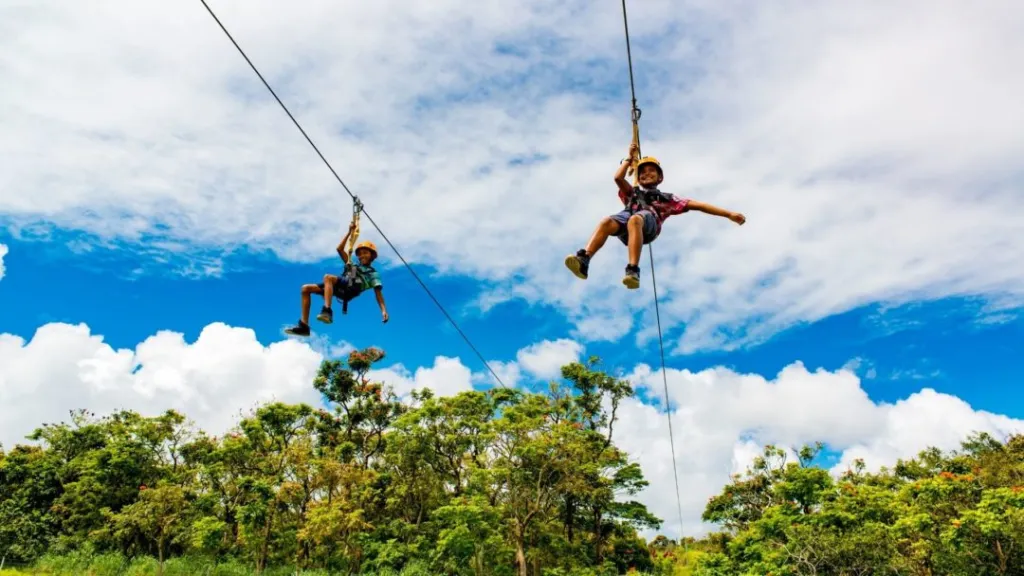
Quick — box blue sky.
[2,0,1023,538]
[3,230,1020,417]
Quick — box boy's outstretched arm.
[687,199,746,225]
[374,287,389,323]
[336,221,357,263]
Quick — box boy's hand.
[348,221,357,233]
[728,212,746,225]
[382,311,389,323]
[628,142,639,159]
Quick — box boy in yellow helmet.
[284,220,389,337]
[565,142,746,289]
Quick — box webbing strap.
[346,198,363,254]
[628,115,641,187]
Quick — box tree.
[98,483,190,575]
[686,434,1024,576]
[0,348,667,575]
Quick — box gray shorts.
[611,209,659,245]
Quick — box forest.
[1,347,1022,575]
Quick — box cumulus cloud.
[514,338,584,380]
[0,243,6,280]
[0,321,474,450]
[2,0,1021,354]
[0,322,325,449]
[622,361,1024,537]
[369,355,475,399]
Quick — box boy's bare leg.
[622,214,644,289]
[626,214,644,267]
[322,274,337,307]
[300,284,322,325]
[567,218,622,280]
[585,217,620,256]
[286,284,323,336]
[317,274,337,324]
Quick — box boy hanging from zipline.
[284,212,389,337]
[565,142,746,289]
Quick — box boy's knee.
[627,214,644,227]
[323,273,337,283]
[301,284,317,294]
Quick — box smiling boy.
[564,142,746,288]
[284,221,389,336]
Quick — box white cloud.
[1,0,1022,353]
[1,324,1021,540]
[0,322,325,449]
[620,361,1024,537]
[0,243,6,280]
[369,355,475,399]
[514,338,584,380]
[831,388,1024,475]
[478,360,523,389]
[304,333,355,360]
[0,321,476,450]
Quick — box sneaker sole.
[622,276,640,289]
[316,313,333,324]
[564,255,587,280]
[284,329,310,337]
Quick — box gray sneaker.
[622,264,640,289]
[565,249,590,280]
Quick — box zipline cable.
[620,0,687,541]
[198,0,507,389]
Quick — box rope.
[620,0,687,541]
[198,0,507,389]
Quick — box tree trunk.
[257,510,274,574]
[565,496,576,543]
[224,506,239,547]
[514,531,528,576]
[512,541,528,573]
[157,536,165,576]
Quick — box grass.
[0,552,696,575]
[4,553,335,576]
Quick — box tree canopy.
[1,347,1021,575]
[0,349,659,576]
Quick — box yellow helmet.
[636,156,663,178]
[354,240,377,259]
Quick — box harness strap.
[338,262,376,315]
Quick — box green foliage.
[676,431,1024,575]
[8,345,1020,575]
[0,351,660,575]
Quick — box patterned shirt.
[618,185,690,231]
[349,263,382,291]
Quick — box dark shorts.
[611,209,659,245]
[317,275,354,302]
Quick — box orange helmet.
[636,156,663,179]
[354,240,377,259]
